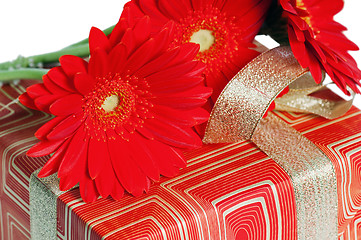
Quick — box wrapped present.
[1,79,361,239]
[1,0,361,239]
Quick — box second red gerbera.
[19,17,212,202]
[123,0,272,103]
[280,0,361,94]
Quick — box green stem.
[0,68,49,82]
[0,44,89,70]
[0,25,114,70]
[32,44,90,63]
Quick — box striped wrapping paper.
[1,80,361,239]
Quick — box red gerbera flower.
[19,17,212,202]
[280,0,361,94]
[122,0,272,103]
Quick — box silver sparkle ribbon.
[30,169,65,240]
[203,46,350,239]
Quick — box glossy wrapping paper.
[1,80,361,239]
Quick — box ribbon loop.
[203,46,354,143]
[203,46,309,143]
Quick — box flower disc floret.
[82,73,152,141]
[172,6,238,76]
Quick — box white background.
[0,0,360,107]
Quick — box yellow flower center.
[82,74,153,141]
[102,95,120,112]
[190,29,215,52]
[172,7,239,75]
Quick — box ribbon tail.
[275,73,355,119]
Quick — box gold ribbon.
[275,73,355,119]
[30,169,66,240]
[203,46,352,239]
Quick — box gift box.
[1,79,361,240]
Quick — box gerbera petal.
[88,48,109,78]
[288,25,308,68]
[190,107,211,125]
[231,47,260,69]
[19,92,37,110]
[134,46,180,77]
[158,0,187,20]
[59,55,88,78]
[279,0,297,14]
[109,16,130,48]
[151,105,208,127]
[138,0,169,23]
[47,113,83,140]
[136,125,155,140]
[146,61,205,85]
[34,94,62,113]
[326,56,356,79]
[124,38,156,75]
[171,43,200,64]
[88,138,109,179]
[79,177,99,203]
[47,67,75,92]
[57,128,88,178]
[74,72,97,96]
[129,133,160,181]
[49,94,83,116]
[35,116,67,140]
[190,0,208,11]
[43,74,69,95]
[161,44,201,71]
[27,83,50,99]
[38,138,71,178]
[144,118,202,149]
[305,48,323,84]
[152,85,212,109]
[308,38,327,63]
[147,21,174,55]
[150,76,205,94]
[205,71,229,101]
[109,43,128,74]
[59,173,82,191]
[111,179,125,201]
[129,16,151,53]
[108,137,148,196]
[94,153,115,198]
[317,31,359,51]
[288,14,309,31]
[27,138,65,157]
[147,140,186,177]
[89,27,111,54]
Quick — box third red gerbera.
[280,0,361,94]
[19,17,211,202]
[122,0,272,103]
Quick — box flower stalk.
[0,25,115,81]
[0,68,49,82]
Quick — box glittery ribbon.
[30,169,66,240]
[203,46,343,239]
[275,73,355,119]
